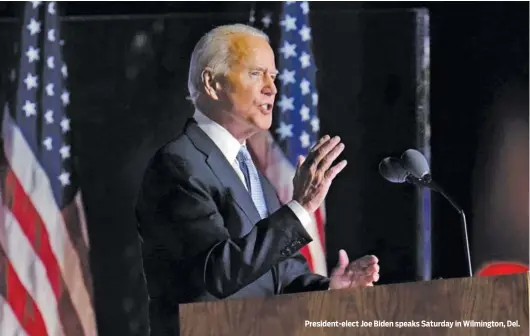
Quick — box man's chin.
[251,117,273,132]
[258,121,273,132]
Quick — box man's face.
[211,34,278,135]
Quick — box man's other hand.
[329,249,379,290]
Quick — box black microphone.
[378,156,429,187]
[378,157,409,183]
[379,150,473,277]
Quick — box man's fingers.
[365,272,379,283]
[354,273,379,288]
[346,257,379,274]
[313,136,341,164]
[319,142,345,172]
[324,160,348,182]
[358,263,378,274]
[298,135,331,169]
[363,254,379,263]
[357,255,379,267]
[340,257,381,288]
[304,136,340,166]
[363,266,379,283]
[310,135,331,153]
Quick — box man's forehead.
[227,33,276,70]
[228,33,269,55]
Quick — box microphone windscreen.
[401,149,430,178]
[379,157,408,183]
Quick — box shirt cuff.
[286,200,313,229]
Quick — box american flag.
[0,2,97,335]
[248,1,327,276]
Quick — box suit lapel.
[185,119,262,224]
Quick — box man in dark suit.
[136,24,379,335]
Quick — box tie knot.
[236,146,252,164]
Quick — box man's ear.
[202,68,221,100]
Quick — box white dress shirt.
[193,109,312,229]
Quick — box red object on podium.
[477,262,529,276]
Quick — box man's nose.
[262,76,277,96]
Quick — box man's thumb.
[337,249,349,269]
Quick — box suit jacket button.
[282,247,292,256]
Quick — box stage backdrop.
[0,8,431,335]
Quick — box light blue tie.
[236,146,268,219]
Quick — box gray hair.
[187,24,269,104]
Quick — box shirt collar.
[193,109,243,164]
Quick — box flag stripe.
[2,109,93,336]
[4,168,62,298]
[0,209,59,335]
[314,208,325,248]
[299,246,314,271]
[0,255,46,336]
[3,167,86,336]
[0,294,29,336]
[306,214,327,276]
[314,207,326,274]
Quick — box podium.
[179,273,529,335]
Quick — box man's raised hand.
[292,135,347,213]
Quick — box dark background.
[0,2,527,335]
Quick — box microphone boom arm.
[409,175,473,277]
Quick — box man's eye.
[250,71,261,76]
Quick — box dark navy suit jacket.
[136,119,329,335]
